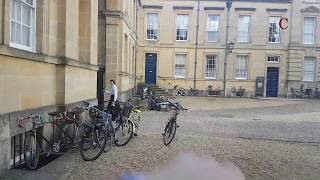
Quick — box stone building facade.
[0,0,99,171]
[137,0,320,97]
[288,0,320,93]
[98,0,140,98]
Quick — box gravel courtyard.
[2,97,320,180]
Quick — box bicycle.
[106,100,135,146]
[22,107,90,169]
[78,102,109,161]
[207,85,222,96]
[231,87,246,97]
[188,87,198,96]
[126,100,141,136]
[19,114,42,170]
[162,101,188,146]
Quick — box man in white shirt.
[108,80,120,120]
[110,80,118,104]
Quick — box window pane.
[268,56,280,63]
[303,17,315,44]
[207,15,219,31]
[11,0,21,21]
[175,54,186,77]
[11,21,21,44]
[10,0,35,49]
[205,55,216,78]
[176,15,188,40]
[147,13,158,40]
[238,16,250,42]
[21,25,30,46]
[208,31,218,42]
[236,56,248,79]
[268,17,281,43]
[25,0,33,6]
[304,58,315,81]
[176,15,188,29]
[22,3,31,26]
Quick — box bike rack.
[12,133,24,168]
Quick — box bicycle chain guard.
[53,142,60,153]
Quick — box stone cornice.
[142,5,163,9]
[0,45,99,71]
[204,7,225,11]
[301,6,320,13]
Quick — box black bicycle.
[22,107,88,170]
[104,100,135,147]
[79,102,108,161]
[162,101,187,146]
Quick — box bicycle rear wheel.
[24,132,40,170]
[114,120,134,146]
[163,120,177,146]
[80,127,107,161]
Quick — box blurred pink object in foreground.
[144,153,246,180]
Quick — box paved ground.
[1,97,320,180]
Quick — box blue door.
[145,53,157,85]
[266,67,279,97]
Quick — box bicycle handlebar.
[164,101,188,111]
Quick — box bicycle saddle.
[48,112,62,117]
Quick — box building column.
[65,0,79,60]
[90,0,98,65]
[79,0,91,64]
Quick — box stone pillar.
[106,17,119,90]
[79,0,91,64]
[0,115,11,172]
[3,0,11,45]
[0,0,4,44]
[56,0,66,57]
[90,0,98,65]
[55,65,66,106]
[65,0,79,60]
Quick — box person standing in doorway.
[108,80,120,120]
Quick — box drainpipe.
[134,0,139,95]
[286,1,293,97]
[193,0,200,91]
[223,0,232,96]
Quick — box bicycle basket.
[122,103,134,118]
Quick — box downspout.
[286,1,293,96]
[193,0,200,91]
[134,0,140,94]
[223,0,232,96]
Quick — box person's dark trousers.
[107,95,120,121]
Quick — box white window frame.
[9,0,36,52]
[235,55,249,80]
[267,56,280,64]
[303,17,316,45]
[204,55,217,79]
[146,13,159,41]
[207,15,220,42]
[175,54,187,78]
[268,16,281,44]
[303,57,316,82]
[237,15,251,43]
[176,14,189,41]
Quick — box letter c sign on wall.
[279,18,288,30]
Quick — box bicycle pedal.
[133,133,137,136]
[177,125,180,128]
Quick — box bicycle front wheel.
[80,127,107,161]
[24,132,40,170]
[114,120,134,146]
[163,120,177,146]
